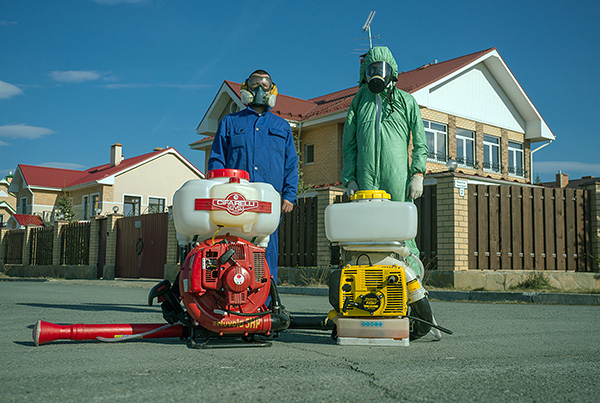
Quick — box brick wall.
[301,124,343,186]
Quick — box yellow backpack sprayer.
[325,190,451,345]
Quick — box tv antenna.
[362,11,376,49]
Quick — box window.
[483,135,501,172]
[304,143,314,165]
[0,214,4,225]
[82,195,89,220]
[19,197,28,214]
[91,194,100,215]
[124,195,141,216]
[148,197,166,214]
[508,141,524,176]
[456,128,475,168]
[423,120,447,163]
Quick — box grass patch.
[509,273,557,291]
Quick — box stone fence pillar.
[0,227,9,266]
[435,174,469,271]
[164,215,180,281]
[583,182,600,272]
[314,186,345,269]
[103,213,122,279]
[52,221,68,266]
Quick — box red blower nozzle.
[33,320,184,346]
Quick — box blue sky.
[1,0,599,183]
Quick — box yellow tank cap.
[350,190,391,200]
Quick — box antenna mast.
[362,11,376,49]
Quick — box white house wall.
[111,153,202,212]
[426,64,526,134]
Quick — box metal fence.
[29,226,54,265]
[278,196,318,267]
[4,229,25,264]
[60,222,91,265]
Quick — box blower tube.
[33,320,184,346]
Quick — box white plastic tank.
[325,190,418,244]
[172,169,281,247]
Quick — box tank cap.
[350,190,391,201]
[206,169,249,181]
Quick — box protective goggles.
[246,75,273,91]
[365,61,393,81]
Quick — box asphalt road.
[1,279,598,402]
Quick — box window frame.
[148,197,166,214]
[483,134,501,173]
[304,143,314,165]
[423,119,447,163]
[455,128,475,168]
[123,195,142,217]
[507,141,525,177]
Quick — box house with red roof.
[0,174,17,227]
[192,47,554,187]
[8,144,204,222]
[5,213,44,230]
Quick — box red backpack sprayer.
[33,170,450,348]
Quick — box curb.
[0,277,49,282]
[278,286,600,306]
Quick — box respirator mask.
[240,75,278,108]
[365,61,394,94]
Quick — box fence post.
[163,214,180,281]
[22,225,37,266]
[436,173,470,271]
[314,186,345,269]
[0,227,8,267]
[52,221,67,266]
[103,213,122,280]
[583,181,600,272]
[89,217,100,276]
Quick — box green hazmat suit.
[341,46,428,276]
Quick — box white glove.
[346,181,359,197]
[407,175,424,199]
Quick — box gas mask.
[365,61,394,93]
[240,75,278,108]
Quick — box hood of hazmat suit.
[341,46,429,275]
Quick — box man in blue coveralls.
[207,69,298,284]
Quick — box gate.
[115,213,168,278]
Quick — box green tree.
[56,194,76,222]
[534,172,542,184]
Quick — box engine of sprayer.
[171,169,288,337]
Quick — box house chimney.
[555,170,568,188]
[110,143,123,167]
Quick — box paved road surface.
[1,280,598,402]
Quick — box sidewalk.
[277,286,600,306]
[1,274,598,305]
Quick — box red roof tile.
[222,48,496,123]
[17,147,201,189]
[12,214,43,226]
[224,81,317,121]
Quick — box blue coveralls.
[208,106,299,283]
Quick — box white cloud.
[50,70,102,83]
[0,20,17,27]
[40,162,86,170]
[0,140,9,146]
[0,124,55,139]
[0,80,23,99]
